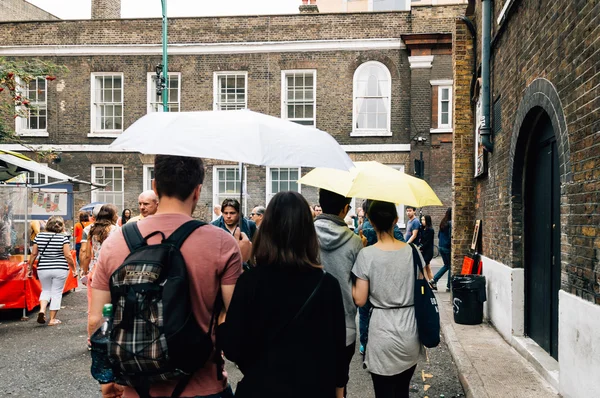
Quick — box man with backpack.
[89,155,243,398]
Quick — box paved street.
[0,263,463,397]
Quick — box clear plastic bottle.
[90,303,114,383]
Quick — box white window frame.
[27,163,49,185]
[143,164,154,191]
[266,167,302,204]
[213,71,248,111]
[146,72,181,113]
[281,70,317,127]
[212,165,248,220]
[15,77,49,137]
[351,61,393,137]
[438,85,453,129]
[90,72,124,137]
[91,164,125,210]
[390,164,406,228]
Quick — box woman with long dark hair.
[352,201,425,398]
[432,207,452,291]
[221,191,347,398]
[417,214,435,287]
[117,208,131,226]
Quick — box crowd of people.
[25,154,452,398]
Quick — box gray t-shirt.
[405,217,421,242]
[352,244,425,375]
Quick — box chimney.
[91,0,121,19]
[299,0,319,14]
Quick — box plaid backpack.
[108,220,218,398]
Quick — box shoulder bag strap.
[122,222,145,252]
[38,233,56,258]
[410,243,426,279]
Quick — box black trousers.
[342,342,356,397]
[370,365,417,398]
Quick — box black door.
[524,114,560,360]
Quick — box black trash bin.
[452,275,486,325]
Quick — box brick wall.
[91,0,121,19]
[463,0,600,303]
[451,18,475,273]
[0,0,59,21]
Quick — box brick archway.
[509,78,570,268]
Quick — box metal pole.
[161,0,168,112]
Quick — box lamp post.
[161,0,168,112]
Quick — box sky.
[27,0,300,19]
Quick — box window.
[281,71,316,127]
[16,77,47,135]
[213,72,247,110]
[147,72,180,113]
[352,61,392,136]
[91,165,124,210]
[213,166,247,219]
[266,167,301,203]
[27,163,48,185]
[143,165,154,191]
[390,165,406,228]
[91,73,123,135]
[438,86,452,128]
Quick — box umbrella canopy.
[298,161,443,207]
[108,110,354,171]
[0,150,79,183]
[79,202,106,212]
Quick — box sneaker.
[430,281,438,291]
[359,345,365,355]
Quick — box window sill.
[350,130,393,137]
[17,131,49,137]
[88,132,122,138]
[430,128,453,134]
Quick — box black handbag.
[410,243,440,348]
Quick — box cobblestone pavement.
[0,281,463,397]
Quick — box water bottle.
[90,303,114,384]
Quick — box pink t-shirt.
[92,213,242,397]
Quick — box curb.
[437,292,489,398]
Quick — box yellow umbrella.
[298,161,443,207]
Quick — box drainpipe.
[480,0,493,152]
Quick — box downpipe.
[480,0,494,152]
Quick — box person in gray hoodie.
[314,188,365,397]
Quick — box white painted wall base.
[558,290,600,397]
[480,255,524,340]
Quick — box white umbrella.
[108,110,354,170]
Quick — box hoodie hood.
[314,214,356,251]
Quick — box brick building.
[452,0,600,396]
[0,0,59,22]
[1,0,463,228]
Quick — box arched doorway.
[522,111,560,359]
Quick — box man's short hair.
[254,206,266,216]
[221,198,240,213]
[318,188,351,215]
[154,155,205,201]
[406,206,417,211]
[139,190,158,203]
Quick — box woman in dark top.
[432,207,452,291]
[417,214,435,286]
[220,191,347,398]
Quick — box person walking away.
[356,199,405,355]
[127,190,159,223]
[404,206,420,244]
[314,189,364,397]
[117,208,131,227]
[220,191,347,398]
[352,201,425,398]
[89,154,242,398]
[432,207,452,291]
[83,204,119,342]
[74,212,91,264]
[417,215,435,287]
[79,204,103,266]
[27,216,76,326]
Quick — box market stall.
[0,151,94,314]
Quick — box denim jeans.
[158,385,234,398]
[433,249,452,289]
[358,301,372,348]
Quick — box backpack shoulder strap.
[122,222,145,252]
[165,220,207,248]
